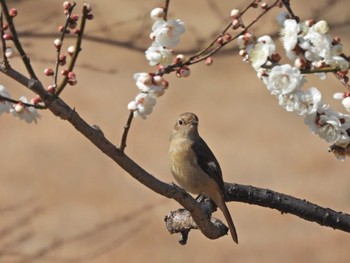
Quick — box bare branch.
[120,111,134,153]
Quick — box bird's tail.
[214,194,238,244]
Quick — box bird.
[168,112,238,243]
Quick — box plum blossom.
[280,19,300,52]
[134,73,168,97]
[145,42,173,67]
[278,87,321,115]
[128,93,156,119]
[151,19,185,48]
[150,7,165,20]
[0,85,13,114]
[247,35,276,70]
[304,106,350,146]
[265,64,305,95]
[10,96,41,124]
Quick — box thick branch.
[226,183,350,232]
[165,183,350,243]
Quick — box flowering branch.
[55,3,92,96]
[0,11,9,67]
[0,1,37,80]
[53,2,77,87]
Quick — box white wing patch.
[208,161,218,172]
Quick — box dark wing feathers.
[192,136,225,191]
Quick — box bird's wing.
[192,137,225,191]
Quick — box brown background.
[1,0,350,262]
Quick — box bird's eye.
[178,119,184,126]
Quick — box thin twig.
[163,0,170,21]
[55,4,89,96]
[280,0,299,21]
[0,0,38,80]
[53,2,77,87]
[0,94,46,109]
[120,111,134,153]
[160,0,280,75]
[0,11,10,67]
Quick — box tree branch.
[165,183,350,244]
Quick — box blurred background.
[1,0,350,262]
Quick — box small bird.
[168,112,238,243]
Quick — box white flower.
[134,73,167,97]
[342,97,350,112]
[128,93,156,119]
[266,64,305,95]
[304,106,349,144]
[248,35,275,70]
[313,20,329,35]
[5,47,13,58]
[151,19,185,48]
[145,42,173,67]
[10,96,41,124]
[295,87,322,115]
[0,85,13,114]
[324,56,349,71]
[303,26,332,59]
[278,87,321,115]
[281,19,300,52]
[150,7,165,20]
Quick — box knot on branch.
[164,198,229,245]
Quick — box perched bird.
[168,112,238,243]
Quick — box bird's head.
[172,112,199,138]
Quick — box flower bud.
[9,8,18,17]
[44,68,54,76]
[14,102,24,113]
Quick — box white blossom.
[278,87,321,115]
[0,85,13,114]
[324,56,349,71]
[150,7,165,20]
[266,64,305,95]
[281,19,300,52]
[151,19,185,48]
[134,73,167,97]
[303,25,332,59]
[248,35,275,70]
[10,96,40,124]
[145,42,173,67]
[304,106,350,144]
[128,93,156,119]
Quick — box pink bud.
[47,85,56,94]
[68,71,76,79]
[54,38,62,48]
[205,57,213,66]
[3,34,12,40]
[67,45,75,56]
[44,68,54,76]
[31,95,42,105]
[68,79,77,86]
[61,69,68,76]
[9,8,18,17]
[84,3,92,13]
[63,1,72,10]
[14,102,24,113]
[70,14,79,22]
[59,54,66,66]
